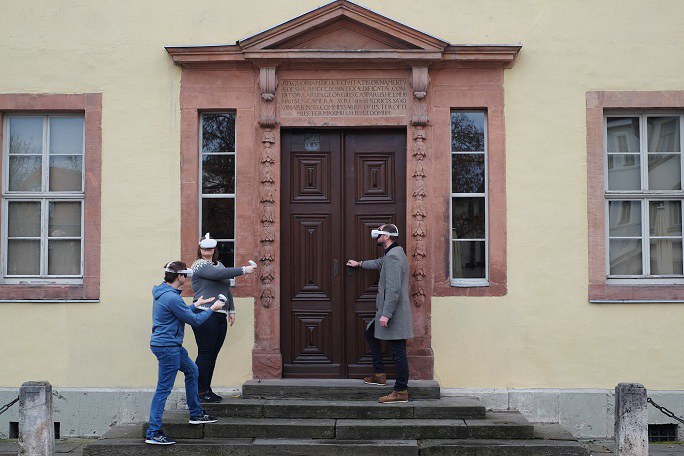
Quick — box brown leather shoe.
[378,390,409,403]
[363,372,387,385]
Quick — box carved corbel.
[410,66,430,126]
[258,67,278,128]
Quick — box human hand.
[379,316,389,327]
[244,266,256,274]
[228,314,236,326]
[209,300,225,312]
[194,295,215,308]
[346,260,360,267]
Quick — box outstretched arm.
[193,261,244,280]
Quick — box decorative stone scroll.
[410,66,429,307]
[259,129,276,308]
[259,67,277,128]
[258,66,278,308]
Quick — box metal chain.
[648,397,684,425]
[0,397,18,416]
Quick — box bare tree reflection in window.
[202,114,236,152]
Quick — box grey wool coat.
[361,244,414,341]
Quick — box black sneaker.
[189,414,218,425]
[208,391,223,402]
[198,391,221,403]
[145,435,176,445]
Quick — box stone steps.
[143,411,533,440]
[241,379,441,400]
[82,380,588,456]
[83,437,588,456]
[202,396,486,419]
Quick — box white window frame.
[198,112,237,269]
[1,114,85,284]
[604,112,684,284]
[450,110,489,287]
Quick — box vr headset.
[164,263,193,277]
[371,227,399,239]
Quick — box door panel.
[281,132,343,377]
[281,129,406,378]
[344,131,406,378]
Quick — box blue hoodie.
[150,282,212,347]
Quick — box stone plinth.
[19,381,54,456]
[615,383,648,456]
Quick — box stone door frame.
[167,0,520,380]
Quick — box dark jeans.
[365,320,409,391]
[192,312,227,393]
[146,345,204,439]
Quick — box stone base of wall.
[0,387,240,439]
[1,386,683,439]
[443,388,684,440]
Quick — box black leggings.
[191,312,227,393]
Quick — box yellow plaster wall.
[0,0,683,389]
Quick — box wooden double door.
[281,129,407,378]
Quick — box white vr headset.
[371,228,399,239]
[199,233,218,249]
[164,263,193,277]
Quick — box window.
[2,115,84,282]
[605,114,684,282]
[199,113,236,267]
[450,110,488,285]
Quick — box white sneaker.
[145,435,176,445]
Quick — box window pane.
[202,113,235,152]
[49,202,81,237]
[202,154,235,194]
[8,156,42,191]
[49,156,83,191]
[452,154,485,193]
[8,202,41,237]
[7,240,40,275]
[609,201,642,237]
[451,112,485,152]
[650,239,683,275]
[647,117,680,152]
[452,197,485,239]
[648,154,681,190]
[453,240,486,279]
[607,155,641,191]
[609,239,642,275]
[201,198,234,239]
[9,117,42,155]
[217,241,235,268]
[48,240,81,275]
[606,117,640,153]
[649,200,681,236]
[49,117,84,155]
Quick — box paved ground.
[582,440,684,455]
[1,438,684,455]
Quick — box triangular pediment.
[239,0,447,52]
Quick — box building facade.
[1,0,684,439]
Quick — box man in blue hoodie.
[145,261,224,445]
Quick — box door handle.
[333,259,339,276]
[346,266,354,277]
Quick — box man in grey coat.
[347,223,413,403]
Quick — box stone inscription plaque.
[280,79,408,117]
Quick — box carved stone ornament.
[409,67,430,307]
[259,127,277,307]
[258,67,278,128]
[410,125,428,308]
[410,66,430,126]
